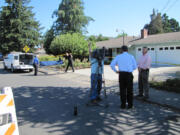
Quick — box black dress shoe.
[136,94,143,97]
[127,106,133,109]
[96,97,102,102]
[142,96,149,100]
[120,105,126,109]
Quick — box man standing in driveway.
[137,47,152,99]
[33,55,39,76]
[110,45,137,109]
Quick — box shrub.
[150,78,180,93]
[50,33,96,60]
[39,55,59,61]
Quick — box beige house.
[96,29,180,64]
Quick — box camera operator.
[89,48,105,104]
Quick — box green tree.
[116,32,128,38]
[144,9,163,35]
[169,18,180,32]
[88,34,109,42]
[162,13,180,33]
[44,26,55,54]
[53,0,93,34]
[162,13,171,33]
[145,10,180,35]
[50,33,96,60]
[0,0,41,55]
[96,34,109,41]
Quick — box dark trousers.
[138,69,149,97]
[65,61,74,72]
[119,72,133,107]
[34,64,38,76]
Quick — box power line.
[161,0,171,13]
[164,0,179,13]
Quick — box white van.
[3,52,34,72]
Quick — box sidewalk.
[39,66,180,112]
[133,84,180,112]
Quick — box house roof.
[96,32,180,48]
[96,36,138,48]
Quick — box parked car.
[3,52,34,72]
[0,53,3,61]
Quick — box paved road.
[0,62,180,135]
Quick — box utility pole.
[123,31,125,45]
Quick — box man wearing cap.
[137,47,152,99]
[110,45,137,109]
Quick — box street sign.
[23,45,30,53]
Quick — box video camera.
[92,47,107,67]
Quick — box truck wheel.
[11,65,14,73]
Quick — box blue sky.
[1,0,180,37]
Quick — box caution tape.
[0,87,19,135]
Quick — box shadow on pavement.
[13,86,180,135]
[0,68,31,74]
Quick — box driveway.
[75,64,180,82]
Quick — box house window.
[138,48,141,51]
[151,48,154,51]
[159,48,163,50]
[176,46,180,50]
[170,47,174,50]
[165,47,168,50]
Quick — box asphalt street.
[0,62,180,135]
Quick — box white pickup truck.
[3,52,34,72]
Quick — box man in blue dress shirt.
[33,55,39,76]
[110,45,137,109]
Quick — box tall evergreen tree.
[44,26,56,54]
[53,0,93,34]
[169,18,180,32]
[144,9,163,35]
[0,0,41,55]
[162,13,171,33]
[144,10,180,35]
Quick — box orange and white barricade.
[0,87,19,135]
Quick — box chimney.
[141,29,148,39]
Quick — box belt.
[141,68,149,72]
[119,71,132,74]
